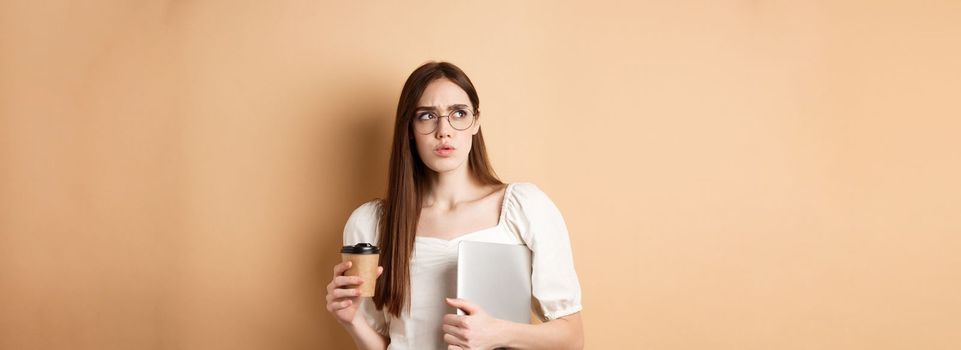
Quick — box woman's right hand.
[326,260,384,325]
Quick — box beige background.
[2,1,960,349]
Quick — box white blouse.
[342,182,582,350]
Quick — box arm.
[501,312,583,350]
[326,261,389,350]
[443,298,583,350]
[507,183,584,349]
[341,315,389,350]
[336,202,392,349]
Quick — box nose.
[434,116,454,138]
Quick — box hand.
[442,298,506,350]
[325,260,383,325]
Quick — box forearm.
[341,316,388,350]
[501,313,584,350]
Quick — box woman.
[325,62,584,350]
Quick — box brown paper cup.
[341,253,380,297]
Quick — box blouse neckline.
[414,182,515,244]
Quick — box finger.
[443,314,470,328]
[333,275,364,288]
[330,287,362,299]
[327,278,360,298]
[325,277,351,293]
[333,261,352,276]
[442,314,457,325]
[442,324,467,340]
[327,294,358,307]
[447,346,463,350]
[326,299,352,312]
[444,333,466,347]
[445,298,479,315]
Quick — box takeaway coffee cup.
[340,243,381,297]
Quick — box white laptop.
[456,241,533,324]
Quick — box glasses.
[411,108,476,134]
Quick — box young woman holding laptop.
[325,62,583,350]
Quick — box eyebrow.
[415,104,470,112]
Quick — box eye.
[452,109,468,118]
[417,112,435,121]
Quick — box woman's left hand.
[442,298,507,350]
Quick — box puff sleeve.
[504,183,584,321]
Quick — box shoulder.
[348,200,382,222]
[343,200,383,245]
[506,182,564,219]
[508,182,556,207]
[504,182,571,243]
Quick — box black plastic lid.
[341,243,380,254]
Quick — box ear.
[471,110,481,135]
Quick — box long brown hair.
[374,62,502,317]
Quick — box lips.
[434,143,455,157]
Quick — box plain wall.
[1,1,959,349]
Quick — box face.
[411,78,480,175]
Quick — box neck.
[425,165,484,210]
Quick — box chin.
[425,157,467,174]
